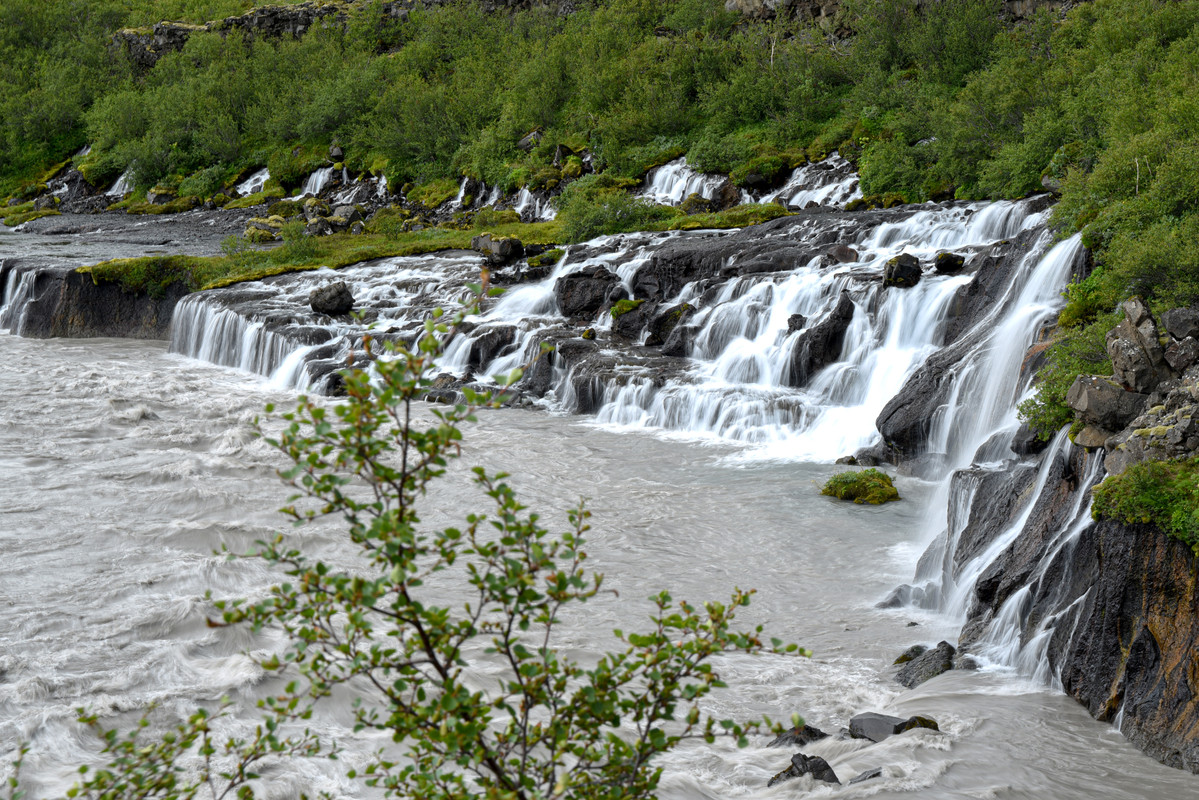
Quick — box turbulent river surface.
[1,220,1195,799]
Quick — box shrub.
[1017,311,1117,440]
[1092,457,1199,554]
[820,468,901,504]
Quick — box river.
[1,218,1195,798]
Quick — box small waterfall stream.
[234,168,270,197]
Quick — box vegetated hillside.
[5,0,1199,442]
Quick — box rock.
[934,252,966,274]
[788,291,855,386]
[553,267,620,318]
[848,767,884,785]
[679,192,713,215]
[849,712,939,743]
[472,233,525,266]
[893,644,927,665]
[309,281,354,316]
[835,455,858,465]
[713,179,742,211]
[1165,337,1199,373]
[146,188,175,205]
[349,221,365,235]
[661,322,695,357]
[1074,424,1114,449]
[1065,375,1148,430]
[766,724,828,748]
[787,313,807,333]
[465,325,516,370]
[611,299,656,340]
[329,144,344,161]
[646,302,694,347]
[305,217,333,237]
[303,198,331,220]
[1162,307,1199,341]
[883,253,922,288]
[516,128,543,152]
[1107,297,1172,393]
[1011,421,1050,456]
[825,244,859,264]
[895,640,955,688]
[331,205,362,225]
[766,752,840,788]
[33,195,57,211]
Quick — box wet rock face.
[553,267,620,318]
[1050,521,1199,773]
[848,712,939,743]
[883,253,922,288]
[766,752,839,787]
[788,291,854,386]
[895,640,956,688]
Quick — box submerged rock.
[895,640,956,688]
[848,712,939,743]
[766,724,828,748]
[848,767,885,785]
[766,752,840,788]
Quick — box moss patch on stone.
[1092,457,1199,554]
[528,248,565,268]
[124,196,202,215]
[821,468,901,504]
[662,203,790,231]
[3,207,60,227]
[409,177,460,209]
[610,298,645,318]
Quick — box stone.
[33,195,57,211]
[1165,337,1199,373]
[1074,424,1114,449]
[713,179,742,211]
[349,221,365,235]
[766,724,828,748]
[1065,375,1147,430]
[788,291,855,386]
[1107,297,1172,393]
[787,313,807,333]
[848,712,939,742]
[553,267,620,318]
[303,198,331,220]
[835,455,858,465]
[679,192,713,215]
[516,128,543,152]
[471,233,525,266]
[645,302,694,347]
[146,188,175,205]
[612,299,656,340]
[848,767,884,785]
[826,244,859,264]
[1011,421,1050,456]
[329,144,344,161]
[305,217,333,237]
[661,322,695,357]
[331,205,362,225]
[309,281,354,316]
[893,644,927,665]
[883,253,922,288]
[465,325,516,370]
[1162,307,1199,341]
[895,640,955,688]
[934,252,966,274]
[766,752,840,788]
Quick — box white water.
[300,166,335,197]
[0,268,38,334]
[760,153,862,209]
[105,170,133,198]
[233,167,269,197]
[511,187,557,221]
[639,158,735,205]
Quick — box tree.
[46,295,805,800]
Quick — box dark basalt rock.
[611,300,657,340]
[1011,421,1051,456]
[553,267,620,318]
[786,313,807,333]
[1065,375,1147,431]
[883,253,922,288]
[645,302,694,347]
[766,724,828,748]
[825,243,859,264]
[895,640,956,688]
[465,325,517,370]
[660,322,696,357]
[309,281,354,316]
[934,251,967,274]
[1162,307,1199,341]
[848,712,939,743]
[788,291,855,386]
[893,644,928,665]
[471,233,525,266]
[767,752,840,787]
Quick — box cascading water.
[511,187,557,221]
[759,152,862,209]
[639,158,735,205]
[234,168,270,197]
[106,170,133,198]
[300,166,335,197]
[0,267,38,334]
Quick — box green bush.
[1017,310,1118,440]
[820,468,901,504]
[1093,457,1199,554]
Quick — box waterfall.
[638,159,729,205]
[760,152,862,209]
[511,188,557,221]
[0,268,38,334]
[300,167,335,198]
[106,170,133,198]
[452,177,471,209]
[235,168,270,197]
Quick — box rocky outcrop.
[553,267,620,319]
[309,281,355,316]
[848,712,939,742]
[767,752,839,787]
[787,291,854,386]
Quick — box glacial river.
[0,222,1195,798]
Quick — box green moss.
[124,196,202,215]
[409,177,460,209]
[225,186,287,208]
[610,299,645,318]
[820,469,901,504]
[3,208,60,227]
[1092,457,1199,554]
[267,199,304,219]
[663,203,790,231]
[528,248,565,268]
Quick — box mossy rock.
[3,208,61,227]
[409,178,460,209]
[562,157,584,180]
[821,468,900,504]
[610,298,645,318]
[528,248,565,268]
[244,226,279,243]
[268,199,303,218]
[125,196,202,215]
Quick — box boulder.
[713,179,742,211]
[331,205,363,225]
[303,198,331,220]
[646,302,694,347]
[883,253,922,288]
[661,322,696,357]
[786,313,807,333]
[612,299,656,340]
[849,767,884,785]
[553,267,620,318]
[825,244,859,265]
[788,292,855,386]
[33,195,58,211]
[466,325,516,370]
[934,252,966,274]
[1065,375,1147,430]
[305,217,334,237]
[848,712,939,743]
[766,752,840,788]
[309,281,354,316]
[1107,297,1172,393]
[895,640,956,688]
[1163,307,1199,341]
[765,724,828,748]
[893,644,928,665]
[472,233,525,266]
[679,192,713,215]
[146,188,175,205]
[329,144,344,161]
[1011,421,1051,456]
[516,129,543,152]
[1074,425,1113,449]
[1165,337,1199,373]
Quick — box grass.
[1092,457,1199,554]
[3,207,61,226]
[225,187,287,209]
[821,468,901,504]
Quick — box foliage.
[1017,311,1117,440]
[610,298,645,318]
[46,298,807,800]
[2,208,60,227]
[558,175,677,243]
[820,468,901,504]
[1092,457,1199,554]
